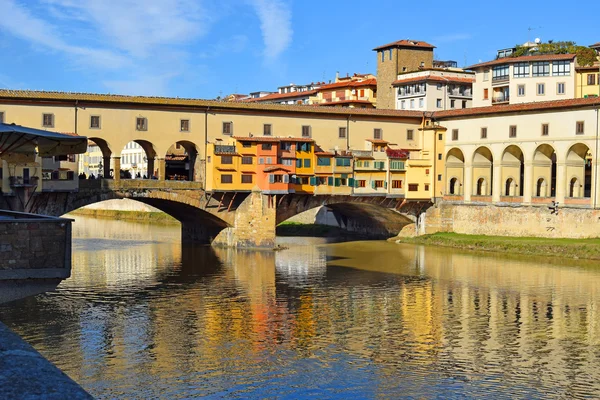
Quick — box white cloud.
[44,0,210,58]
[0,0,128,68]
[249,0,293,62]
[0,0,218,94]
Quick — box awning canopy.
[0,123,88,157]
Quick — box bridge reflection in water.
[0,216,599,398]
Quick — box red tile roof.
[373,39,435,51]
[315,151,335,156]
[318,100,374,107]
[318,78,377,90]
[392,75,475,86]
[590,42,600,48]
[244,89,318,102]
[435,97,600,119]
[466,54,575,70]
[0,89,423,119]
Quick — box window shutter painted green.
[328,176,333,186]
[269,174,274,183]
[309,176,316,186]
[384,181,388,189]
[335,178,341,187]
[348,178,355,187]
[371,180,375,189]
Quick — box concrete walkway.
[0,321,91,399]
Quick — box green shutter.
[348,178,355,187]
[335,178,341,187]
[309,176,316,186]
[371,180,376,189]
[328,176,333,186]
[384,181,388,189]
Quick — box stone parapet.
[0,211,72,303]
[423,202,600,239]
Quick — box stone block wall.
[423,203,600,239]
[0,215,71,276]
[212,190,276,248]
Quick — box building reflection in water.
[0,217,599,398]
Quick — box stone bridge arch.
[275,194,423,239]
[28,181,235,244]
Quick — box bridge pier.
[212,189,276,249]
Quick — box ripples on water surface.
[1,216,600,399]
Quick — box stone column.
[147,157,155,179]
[111,157,121,181]
[556,162,566,204]
[492,164,501,202]
[157,158,166,180]
[102,156,111,179]
[523,161,533,205]
[463,162,472,203]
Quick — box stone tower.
[374,39,435,109]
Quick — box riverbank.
[69,209,179,224]
[396,232,600,260]
[276,222,366,238]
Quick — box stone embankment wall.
[419,203,600,238]
[0,215,71,274]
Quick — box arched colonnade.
[84,137,203,182]
[445,142,594,206]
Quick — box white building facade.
[393,69,474,111]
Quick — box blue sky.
[0,0,597,99]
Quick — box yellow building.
[0,89,439,202]
[576,42,600,98]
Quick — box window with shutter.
[268,174,275,183]
[309,176,316,186]
[334,178,341,187]
[348,178,355,187]
[328,176,333,186]
[283,174,289,183]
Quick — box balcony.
[450,88,472,97]
[352,150,373,158]
[492,95,510,104]
[214,145,236,154]
[492,75,509,85]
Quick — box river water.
[1,216,600,399]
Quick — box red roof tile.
[318,100,374,107]
[244,89,318,102]
[435,97,600,119]
[466,54,575,70]
[392,75,474,86]
[318,78,377,90]
[315,151,335,156]
[373,39,435,51]
[0,89,423,119]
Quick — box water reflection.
[0,216,599,398]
